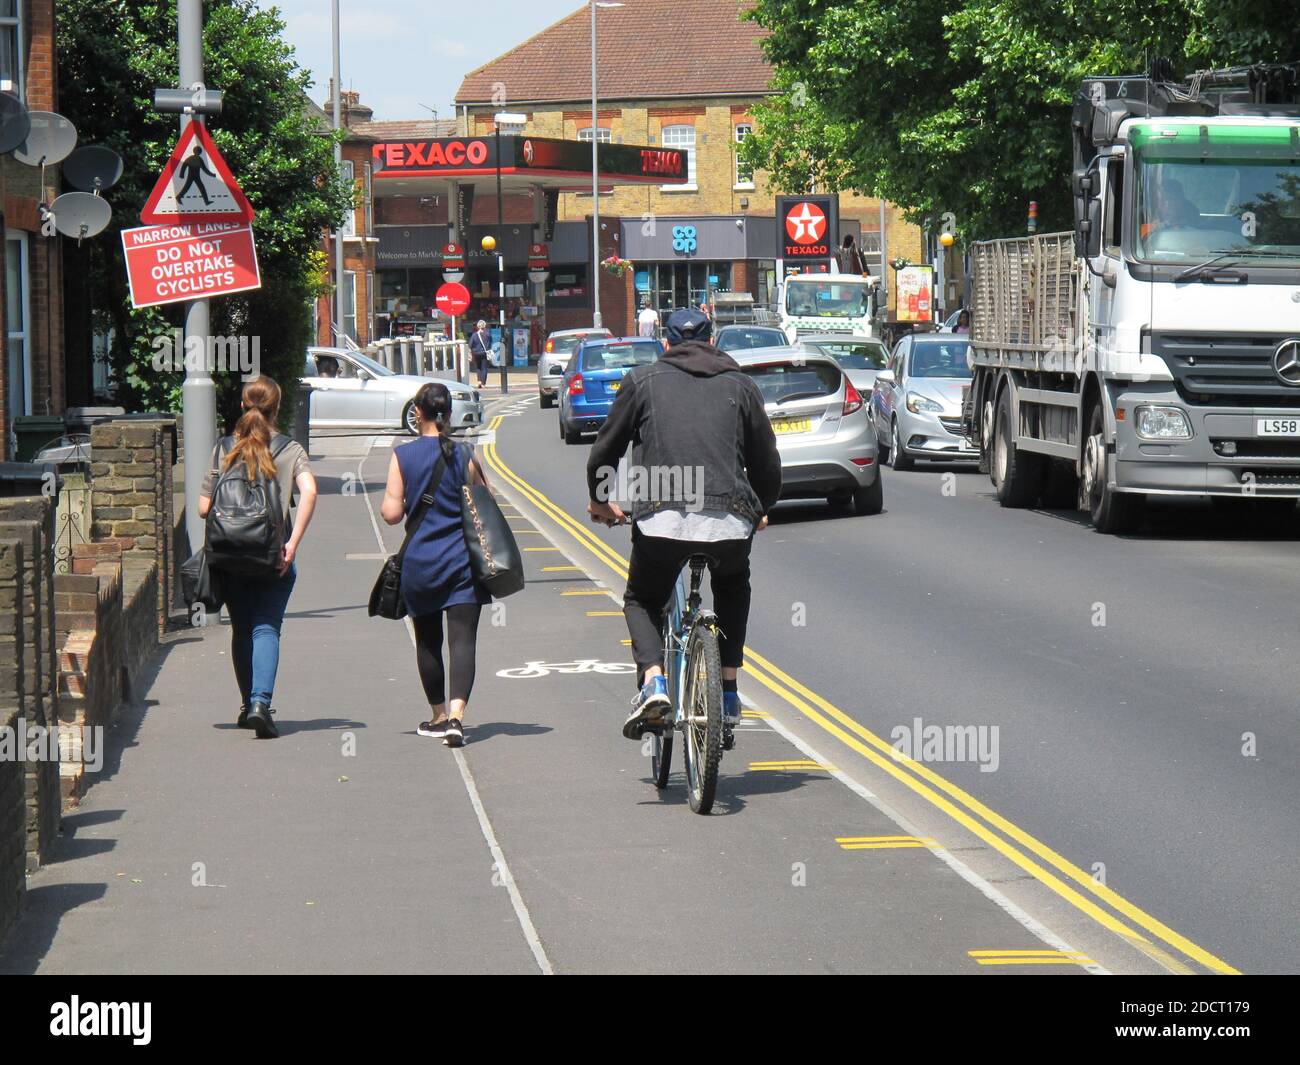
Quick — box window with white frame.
[734,124,754,188]
[342,271,357,342]
[6,233,30,424]
[340,160,356,237]
[0,0,22,100]
[578,127,612,143]
[363,163,373,235]
[661,125,696,189]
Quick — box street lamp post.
[590,1,624,331]
[495,123,507,394]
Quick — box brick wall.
[0,496,60,871]
[0,539,24,935]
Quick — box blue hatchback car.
[558,336,663,444]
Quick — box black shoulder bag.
[367,449,447,620]
[458,449,525,599]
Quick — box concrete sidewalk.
[0,418,1088,975]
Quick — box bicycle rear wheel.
[682,621,723,814]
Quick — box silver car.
[731,346,882,516]
[304,347,483,435]
[537,327,612,408]
[798,333,890,396]
[871,335,975,469]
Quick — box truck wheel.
[1082,404,1143,533]
[890,420,914,471]
[991,387,1043,507]
[978,398,994,477]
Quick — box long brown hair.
[223,377,281,480]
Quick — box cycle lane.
[416,410,1101,974]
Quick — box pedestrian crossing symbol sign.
[141,121,255,225]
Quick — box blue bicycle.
[647,555,726,814]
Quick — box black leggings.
[412,604,482,707]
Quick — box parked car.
[799,333,890,395]
[871,335,975,469]
[558,337,663,444]
[714,325,789,353]
[938,307,968,333]
[537,327,612,408]
[303,347,482,435]
[731,346,882,516]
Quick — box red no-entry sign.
[436,282,471,317]
[121,221,261,308]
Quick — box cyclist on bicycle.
[586,307,782,742]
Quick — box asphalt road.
[495,393,1300,975]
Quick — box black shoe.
[246,700,278,739]
[417,718,448,738]
[237,703,251,729]
[723,727,736,752]
[443,719,464,748]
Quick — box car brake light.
[843,380,864,416]
[546,339,554,353]
[568,375,585,395]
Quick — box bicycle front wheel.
[682,621,723,814]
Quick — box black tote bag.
[460,481,525,599]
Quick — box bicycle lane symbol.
[496,659,636,679]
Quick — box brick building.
[0,1,66,458]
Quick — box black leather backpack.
[205,434,292,576]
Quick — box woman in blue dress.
[381,382,490,748]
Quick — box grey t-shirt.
[201,436,311,525]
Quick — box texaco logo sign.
[785,201,827,245]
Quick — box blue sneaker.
[623,676,672,739]
[723,690,742,727]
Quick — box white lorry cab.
[777,272,881,343]
[964,62,1300,533]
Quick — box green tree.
[742,1,1300,241]
[57,0,350,429]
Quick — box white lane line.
[355,433,554,976]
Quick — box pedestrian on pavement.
[199,377,318,739]
[380,381,489,748]
[637,299,660,338]
[469,320,492,387]
[586,308,782,745]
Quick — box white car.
[304,347,482,434]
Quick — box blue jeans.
[224,564,296,707]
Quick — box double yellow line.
[479,416,1238,976]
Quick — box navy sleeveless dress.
[395,437,489,617]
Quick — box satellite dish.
[13,111,77,166]
[0,91,31,155]
[48,192,112,239]
[64,145,124,192]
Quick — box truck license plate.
[1258,418,1300,436]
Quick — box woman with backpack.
[198,377,317,739]
[379,382,488,748]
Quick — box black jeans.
[623,527,753,685]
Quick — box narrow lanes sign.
[122,221,261,308]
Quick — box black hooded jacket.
[586,340,782,526]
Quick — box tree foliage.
[742,1,1300,241]
[57,0,350,428]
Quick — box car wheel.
[563,422,582,445]
[402,401,419,436]
[890,420,914,471]
[539,392,553,409]
[853,470,884,515]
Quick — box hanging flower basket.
[601,255,633,277]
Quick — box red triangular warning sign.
[141,122,255,225]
